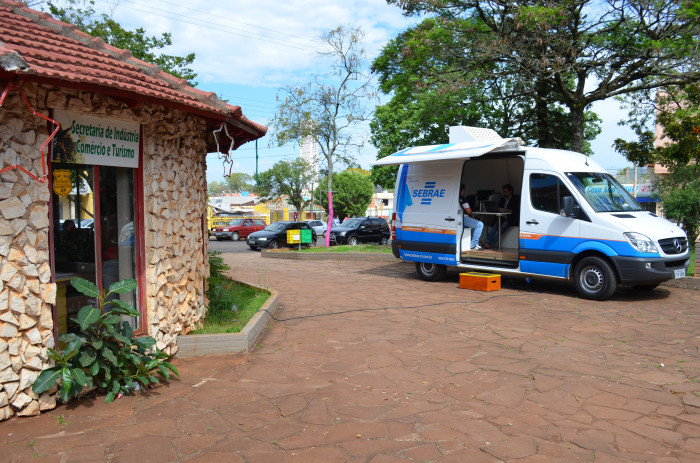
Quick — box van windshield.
[566,172,642,213]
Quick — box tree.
[314,170,375,219]
[254,158,316,217]
[371,16,600,189]
[387,0,700,154]
[46,0,197,85]
[271,26,376,241]
[614,83,700,243]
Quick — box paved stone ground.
[2,253,700,462]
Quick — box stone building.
[0,0,266,419]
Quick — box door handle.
[444,217,456,222]
[526,219,539,225]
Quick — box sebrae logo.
[412,181,445,205]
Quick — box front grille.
[658,237,688,255]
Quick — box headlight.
[338,231,346,236]
[624,232,658,253]
[257,237,267,241]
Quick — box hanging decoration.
[212,123,236,178]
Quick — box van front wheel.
[574,257,617,300]
[416,262,447,282]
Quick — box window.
[566,172,642,213]
[530,174,574,215]
[254,219,265,226]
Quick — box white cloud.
[107,0,416,87]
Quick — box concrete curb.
[176,284,279,357]
[261,249,399,262]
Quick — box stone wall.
[0,82,56,420]
[0,81,209,420]
[142,110,208,355]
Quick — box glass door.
[51,165,139,335]
[51,165,97,334]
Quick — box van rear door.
[395,161,461,265]
[519,172,580,278]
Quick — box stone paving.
[2,252,700,462]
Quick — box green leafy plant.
[33,278,178,403]
[208,250,230,279]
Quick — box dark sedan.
[329,217,390,246]
[246,221,317,250]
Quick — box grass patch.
[192,251,269,334]
[297,244,393,253]
[193,277,269,334]
[688,246,695,277]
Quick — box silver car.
[306,220,328,237]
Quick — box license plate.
[674,269,685,279]
[249,239,255,244]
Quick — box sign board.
[52,110,140,168]
[287,229,312,244]
[52,169,72,197]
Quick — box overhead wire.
[106,0,323,52]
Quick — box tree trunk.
[569,103,586,154]
[534,80,552,148]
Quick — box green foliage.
[208,251,230,279]
[33,278,178,403]
[371,12,601,188]
[208,173,254,196]
[384,0,700,153]
[616,83,700,243]
[655,165,700,245]
[314,170,375,218]
[254,158,316,215]
[46,0,197,85]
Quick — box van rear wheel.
[416,262,447,282]
[574,257,617,300]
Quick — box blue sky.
[61,0,635,183]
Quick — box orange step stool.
[459,272,501,291]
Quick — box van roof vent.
[449,126,503,144]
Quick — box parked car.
[212,218,266,241]
[329,217,391,246]
[306,219,328,237]
[246,221,317,250]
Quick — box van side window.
[530,174,574,214]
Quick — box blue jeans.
[463,216,483,249]
[486,220,509,247]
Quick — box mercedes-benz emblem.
[673,239,682,253]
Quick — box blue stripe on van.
[521,234,655,259]
[399,249,457,265]
[519,260,570,278]
[401,229,456,244]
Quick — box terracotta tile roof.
[0,0,266,151]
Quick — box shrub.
[209,250,229,279]
[33,278,178,403]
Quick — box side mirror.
[562,196,579,218]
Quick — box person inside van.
[459,184,484,250]
[483,183,520,249]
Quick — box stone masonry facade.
[0,82,209,420]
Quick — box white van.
[373,126,690,300]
